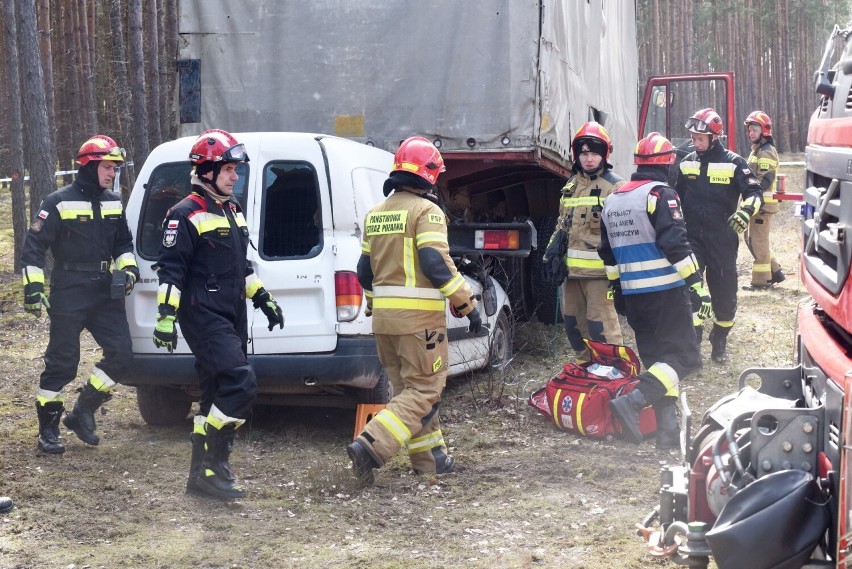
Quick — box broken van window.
[260,162,322,259]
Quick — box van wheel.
[531,216,563,324]
[135,385,192,426]
[356,370,393,405]
[489,310,513,369]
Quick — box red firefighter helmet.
[391,136,445,185]
[571,122,613,162]
[634,132,676,165]
[76,135,126,166]
[685,108,724,136]
[189,129,250,165]
[744,110,772,137]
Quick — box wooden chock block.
[353,403,385,440]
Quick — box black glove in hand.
[689,282,714,321]
[124,270,138,296]
[542,231,568,287]
[607,281,626,316]
[153,305,178,353]
[253,288,284,331]
[23,282,50,317]
[466,307,482,334]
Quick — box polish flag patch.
[668,199,678,208]
[167,220,179,229]
[38,210,49,219]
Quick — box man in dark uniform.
[601,133,710,449]
[674,108,763,362]
[154,129,284,500]
[22,135,139,455]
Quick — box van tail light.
[335,271,363,321]
[474,229,520,250]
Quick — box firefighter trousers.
[689,226,738,324]
[561,278,622,360]
[361,328,450,474]
[40,294,132,393]
[745,206,781,286]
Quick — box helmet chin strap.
[201,164,230,200]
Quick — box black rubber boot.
[63,383,112,446]
[36,401,65,455]
[0,497,12,514]
[347,438,380,486]
[195,424,246,500]
[654,399,680,450]
[434,451,456,475]
[771,269,786,284]
[610,389,648,444]
[185,432,206,496]
[709,325,729,363]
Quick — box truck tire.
[355,370,393,405]
[532,216,563,324]
[489,310,514,370]
[135,385,192,426]
[493,256,533,322]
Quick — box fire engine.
[636,25,852,569]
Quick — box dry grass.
[0,157,807,568]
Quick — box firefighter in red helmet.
[348,136,481,485]
[154,129,284,500]
[675,108,763,363]
[22,135,139,455]
[600,133,707,448]
[542,121,623,361]
[742,111,785,289]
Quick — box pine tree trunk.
[128,0,149,173]
[144,0,162,150]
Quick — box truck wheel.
[532,216,563,324]
[135,385,192,426]
[355,370,393,405]
[489,310,513,370]
[493,256,533,322]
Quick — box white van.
[122,133,518,425]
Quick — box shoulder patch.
[167,219,179,229]
[163,228,178,248]
[30,219,44,232]
[38,210,49,220]
[428,213,444,225]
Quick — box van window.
[136,161,249,259]
[259,162,322,259]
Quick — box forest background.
[0,0,849,267]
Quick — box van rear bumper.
[121,336,382,390]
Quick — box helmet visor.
[104,147,126,161]
[222,143,249,162]
[685,117,712,133]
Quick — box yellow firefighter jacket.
[362,188,477,335]
[747,141,780,214]
[549,169,624,279]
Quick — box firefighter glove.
[607,280,626,316]
[153,305,178,353]
[253,288,284,331]
[542,230,568,287]
[727,209,751,234]
[689,282,714,321]
[466,306,483,334]
[124,269,138,296]
[23,282,50,317]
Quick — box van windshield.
[259,161,322,259]
[136,161,249,259]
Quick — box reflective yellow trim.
[372,297,446,311]
[206,404,245,430]
[707,162,736,185]
[188,211,230,235]
[192,415,206,435]
[23,266,45,285]
[374,409,411,445]
[752,263,772,272]
[407,430,445,454]
[757,158,778,169]
[403,237,415,287]
[56,200,94,219]
[439,273,465,297]
[373,285,443,300]
[89,368,116,391]
[560,196,600,208]
[648,362,679,397]
[415,231,447,247]
[101,200,124,217]
[647,193,658,214]
[157,283,182,309]
[361,240,371,253]
[364,289,374,299]
[680,160,700,176]
[115,252,138,270]
[36,389,64,405]
[245,274,264,298]
[233,212,247,228]
[605,265,620,280]
[674,254,699,278]
[715,320,734,328]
